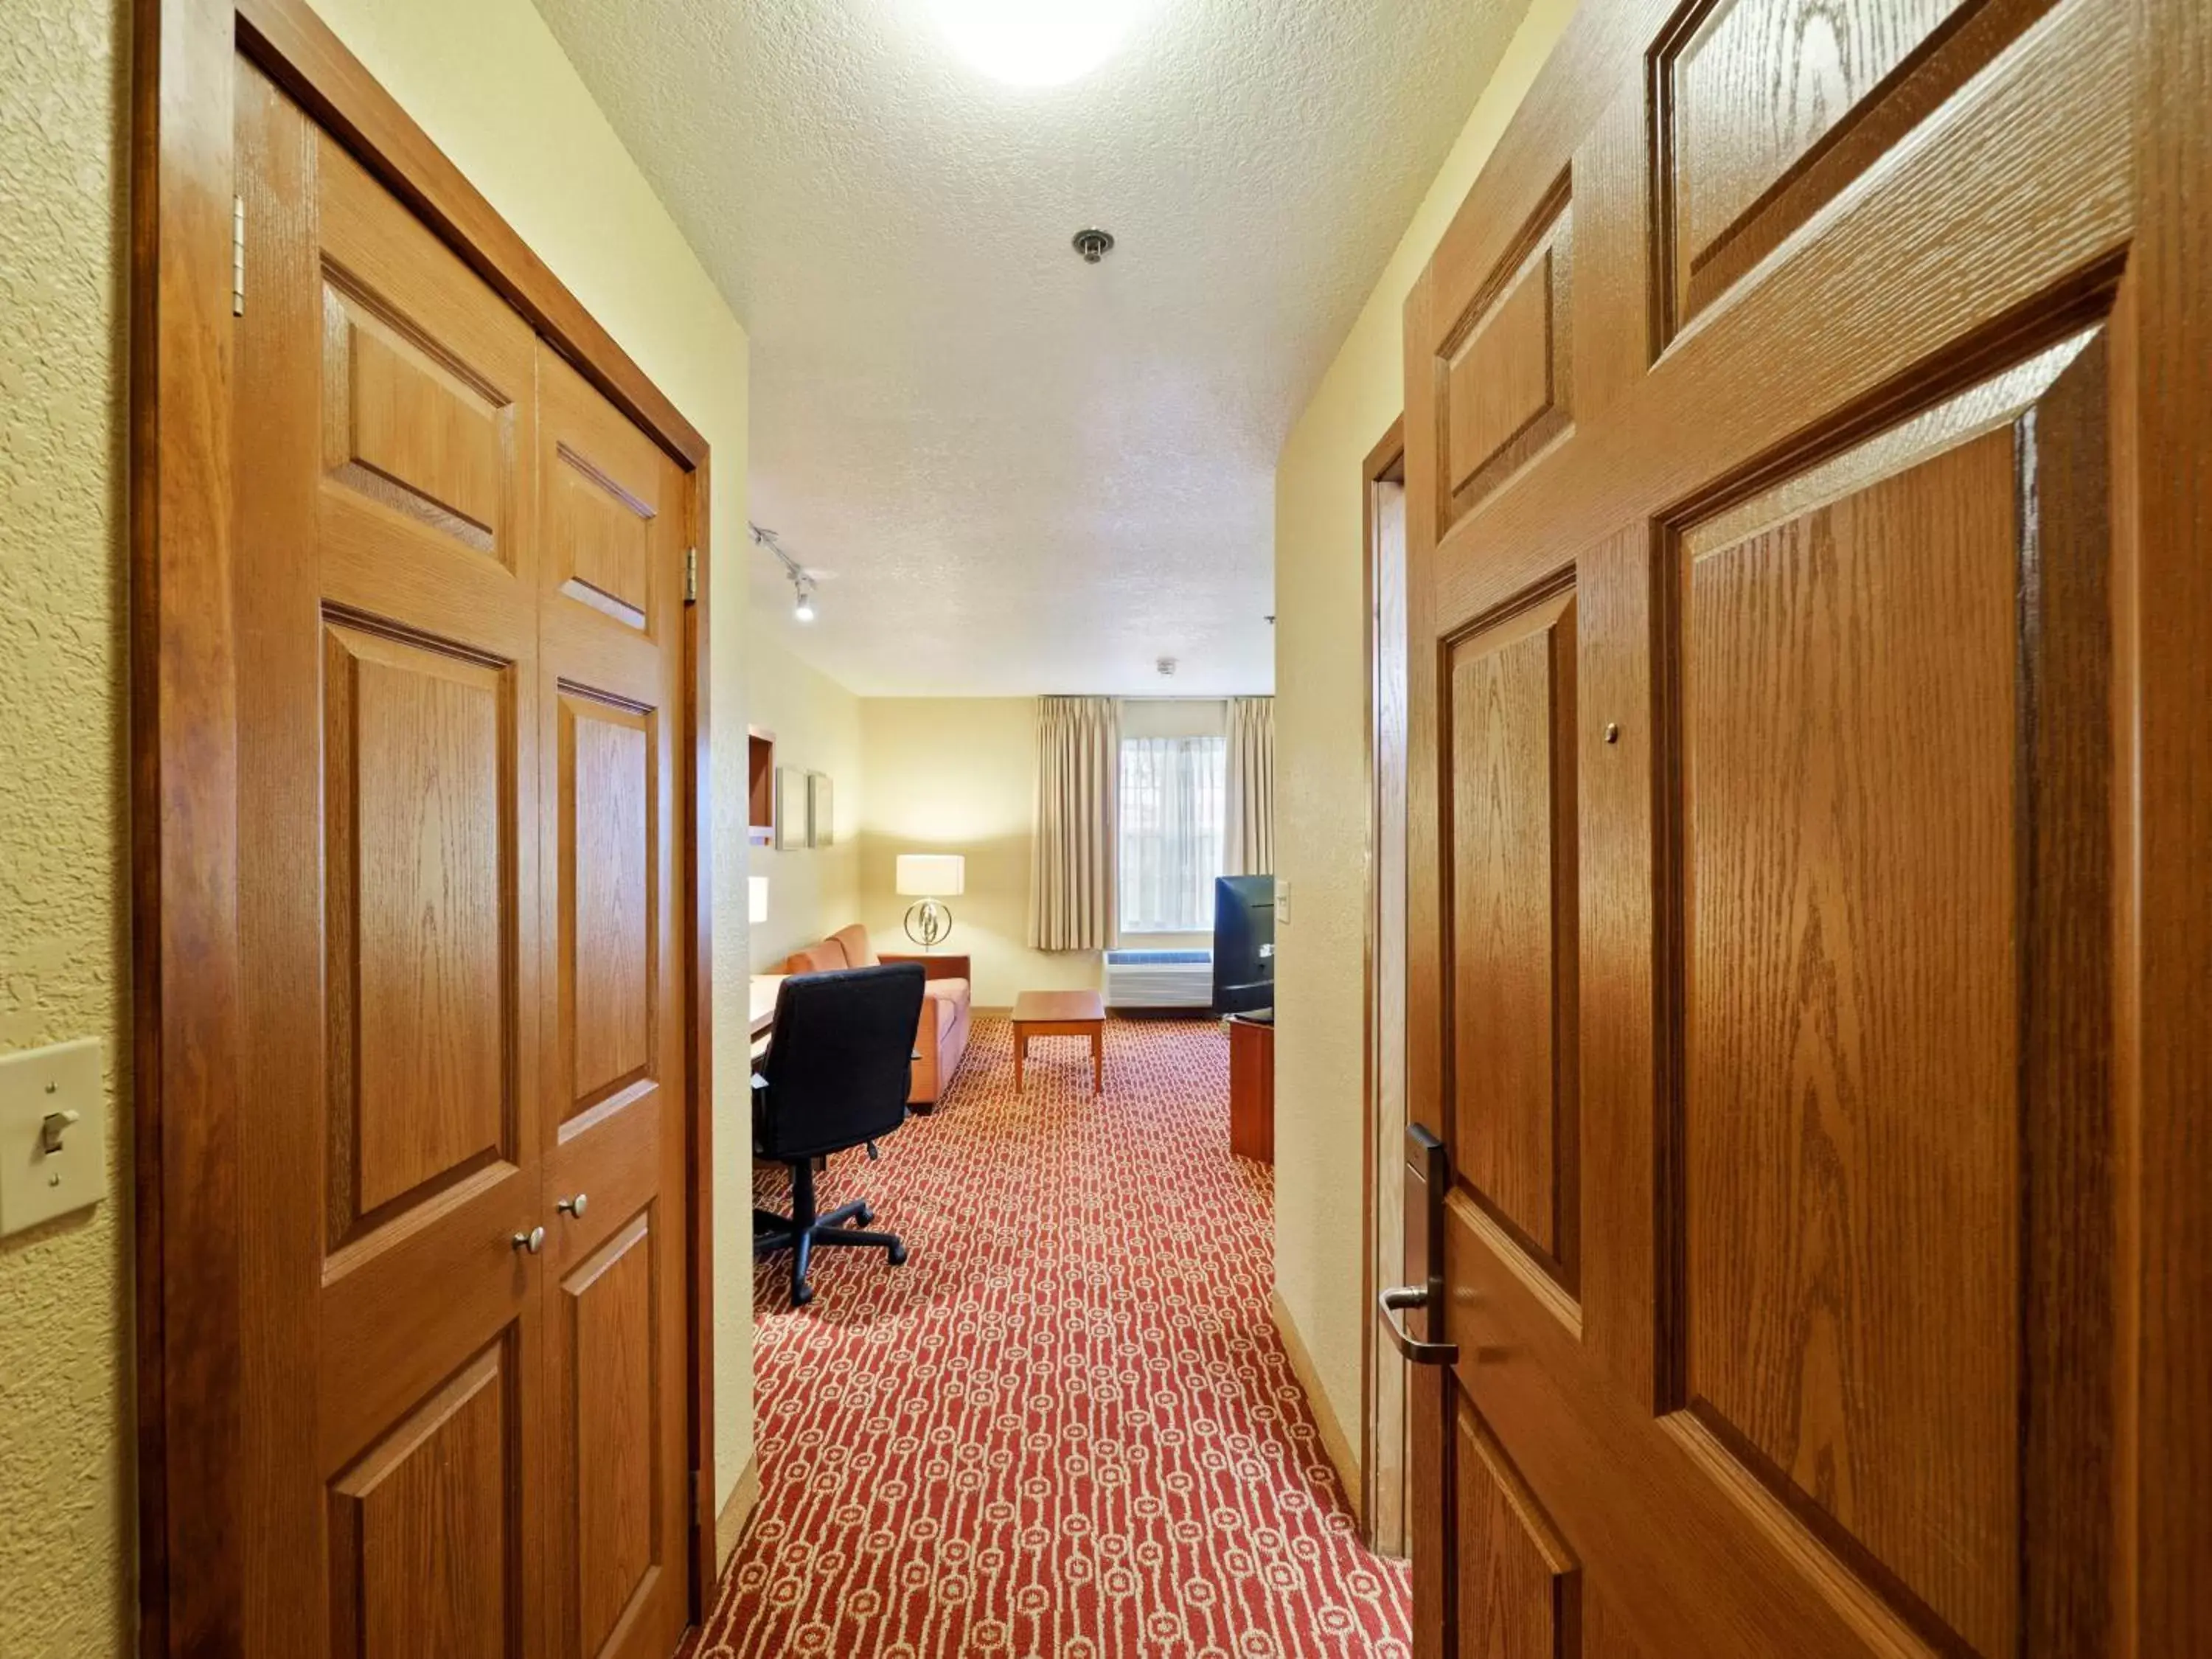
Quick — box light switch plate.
[1276,879,1293,925]
[0,1037,105,1238]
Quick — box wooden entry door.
[232,58,692,1659]
[1395,0,2207,1654]
[537,347,692,1659]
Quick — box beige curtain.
[1225,695,1274,876]
[1028,696,1119,950]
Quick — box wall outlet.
[0,1038,105,1239]
[1276,879,1292,925]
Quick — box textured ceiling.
[532,0,1531,695]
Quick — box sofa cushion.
[830,923,878,968]
[785,940,848,976]
[932,994,961,1040]
[922,978,970,1008]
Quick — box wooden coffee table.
[1011,990,1105,1093]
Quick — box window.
[1118,734,1225,933]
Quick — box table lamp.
[896,854,965,951]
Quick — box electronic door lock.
[1378,1123,1460,1366]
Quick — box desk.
[1227,1015,1273,1163]
[883,951,970,984]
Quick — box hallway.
[698,1019,1408,1658]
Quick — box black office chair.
[752,962,926,1307]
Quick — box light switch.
[0,1037,105,1238]
[1276,879,1293,925]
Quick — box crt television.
[1212,874,1276,1016]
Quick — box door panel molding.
[131,0,717,1650]
[1402,0,2204,1652]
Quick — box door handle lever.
[1378,1283,1460,1365]
[1385,1121,1460,1366]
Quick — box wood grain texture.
[554,447,655,628]
[1682,425,2022,1656]
[327,1343,514,1659]
[1448,251,1555,492]
[345,319,503,535]
[2129,1,2212,1650]
[536,342,692,1659]
[563,1213,660,1658]
[1655,0,2059,336]
[1439,188,1574,528]
[2011,336,2121,1654]
[325,627,511,1230]
[236,77,549,1659]
[1672,0,1966,260]
[2124,0,2212,1655]
[1228,1015,1275,1164]
[144,6,716,1652]
[232,63,328,1656]
[317,133,531,565]
[565,699,655,1110]
[1399,0,2168,1652]
[1571,527,1662,1406]
[131,2,246,1650]
[1438,0,2130,633]
[1441,1193,1933,1655]
[233,0,708,466]
[1583,1587,1658,1659]
[1448,594,1578,1284]
[1453,1405,1578,1659]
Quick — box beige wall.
[0,0,757,1641]
[0,0,134,1650]
[1270,0,1575,1464]
[747,627,864,970]
[858,699,1103,1009]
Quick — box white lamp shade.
[896,854,965,897]
[748,874,770,925]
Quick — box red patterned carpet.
[689,1015,1410,1658]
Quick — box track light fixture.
[751,523,820,625]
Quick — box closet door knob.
[512,1226,546,1255]
[558,1194,589,1219]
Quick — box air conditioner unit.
[1102,948,1214,1012]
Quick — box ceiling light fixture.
[751,523,821,625]
[925,0,1157,87]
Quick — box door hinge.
[684,546,698,605]
[231,195,246,316]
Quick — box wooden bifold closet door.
[232,58,690,1659]
[1396,0,2208,1655]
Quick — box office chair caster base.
[790,1279,815,1308]
[855,1202,874,1225]
[888,1240,909,1266]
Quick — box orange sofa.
[783,924,971,1108]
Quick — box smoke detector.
[1156,656,1178,678]
[1073,228,1116,264]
